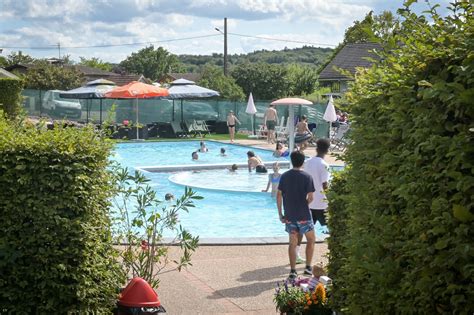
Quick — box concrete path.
[156,243,328,314]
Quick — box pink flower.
[141,240,149,250]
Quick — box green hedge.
[326,170,350,311]
[0,118,124,313]
[330,2,474,313]
[0,78,23,119]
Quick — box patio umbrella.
[105,81,169,139]
[323,95,337,122]
[167,79,219,122]
[271,97,313,153]
[60,79,116,125]
[245,92,257,135]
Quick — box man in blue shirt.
[277,151,316,280]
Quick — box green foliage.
[0,78,23,119]
[23,60,84,90]
[79,56,114,72]
[111,167,201,288]
[0,118,124,313]
[286,64,319,96]
[3,51,35,67]
[178,46,333,72]
[326,171,350,311]
[198,65,245,101]
[120,46,181,81]
[231,62,290,99]
[330,1,474,313]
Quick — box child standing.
[262,162,282,197]
[226,110,240,143]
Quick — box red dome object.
[118,277,161,307]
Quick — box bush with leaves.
[0,118,124,313]
[329,1,474,313]
[0,78,23,119]
[111,166,201,288]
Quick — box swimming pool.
[112,141,337,239]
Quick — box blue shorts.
[285,220,314,235]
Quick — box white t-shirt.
[304,156,330,209]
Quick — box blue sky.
[0,0,450,63]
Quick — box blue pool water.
[111,141,337,238]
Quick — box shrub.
[330,1,474,313]
[0,78,23,119]
[0,118,124,313]
[326,170,350,311]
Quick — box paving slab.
[155,244,328,314]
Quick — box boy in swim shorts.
[277,151,316,280]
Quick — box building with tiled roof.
[319,42,381,94]
[160,72,202,83]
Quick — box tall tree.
[5,51,35,67]
[119,46,181,81]
[23,61,84,90]
[79,57,113,72]
[198,65,245,101]
[231,63,290,100]
[286,64,319,96]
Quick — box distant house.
[160,72,202,84]
[319,42,381,95]
[0,68,20,80]
[5,63,146,86]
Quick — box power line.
[228,32,337,47]
[0,34,221,50]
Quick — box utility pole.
[224,17,228,76]
[57,42,61,60]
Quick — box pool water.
[113,140,284,169]
[112,141,336,238]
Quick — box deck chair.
[194,120,210,136]
[171,121,187,138]
[276,117,290,143]
[182,120,199,137]
[274,117,286,136]
[331,124,350,151]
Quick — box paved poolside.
[156,243,328,314]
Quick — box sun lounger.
[171,121,187,138]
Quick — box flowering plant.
[274,280,332,315]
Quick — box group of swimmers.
[192,141,227,160]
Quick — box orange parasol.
[105,81,169,139]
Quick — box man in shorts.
[304,138,330,231]
[264,104,278,144]
[277,150,316,280]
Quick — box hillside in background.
[178,46,334,72]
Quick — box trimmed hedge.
[330,2,474,314]
[0,78,23,119]
[0,118,124,313]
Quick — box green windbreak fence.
[21,89,330,138]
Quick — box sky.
[0,0,450,63]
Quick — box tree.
[119,46,181,81]
[4,51,35,67]
[231,63,290,100]
[23,61,84,90]
[79,57,113,72]
[286,64,319,96]
[198,65,245,101]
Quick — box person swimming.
[229,164,238,172]
[220,148,227,156]
[199,141,208,152]
[262,162,282,197]
[273,142,289,157]
[247,150,267,173]
[192,151,199,160]
[165,193,175,201]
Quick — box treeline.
[178,46,333,73]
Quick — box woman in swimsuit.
[247,150,267,173]
[273,141,289,157]
[227,111,241,143]
[294,115,312,151]
[262,162,282,197]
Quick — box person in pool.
[192,151,199,160]
[262,162,282,197]
[220,148,227,156]
[199,141,208,152]
[229,164,238,172]
[273,142,289,157]
[247,150,267,173]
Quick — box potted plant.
[274,280,332,315]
